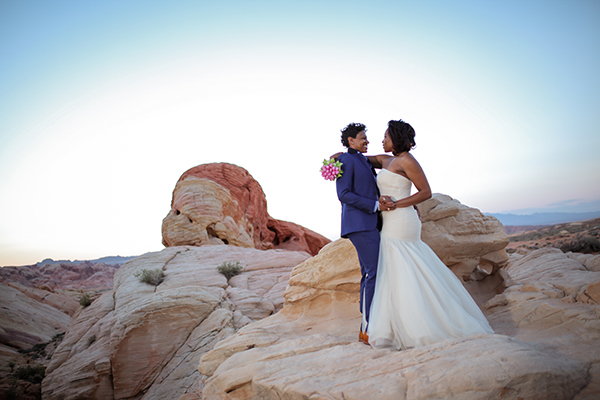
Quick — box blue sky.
[1,0,599,266]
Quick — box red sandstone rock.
[162,163,330,256]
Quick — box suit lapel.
[348,150,377,184]
[356,153,377,180]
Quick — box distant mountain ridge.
[33,255,137,267]
[487,211,600,226]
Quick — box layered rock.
[566,252,600,273]
[161,163,330,256]
[6,282,80,316]
[0,282,79,400]
[42,246,310,400]
[0,284,72,350]
[197,239,595,399]
[484,247,600,398]
[34,182,600,399]
[201,335,585,400]
[417,193,510,280]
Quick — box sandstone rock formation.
[0,281,80,399]
[566,251,600,273]
[417,193,510,280]
[485,247,600,398]
[202,335,586,400]
[6,282,80,316]
[38,191,518,399]
[197,240,598,400]
[0,284,73,350]
[42,245,311,400]
[415,193,511,306]
[161,163,330,256]
[30,185,599,399]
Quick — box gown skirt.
[367,169,493,350]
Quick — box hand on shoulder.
[330,151,343,161]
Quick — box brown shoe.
[358,331,369,345]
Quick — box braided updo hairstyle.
[387,119,416,155]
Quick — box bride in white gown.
[366,120,493,350]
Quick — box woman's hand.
[329,152,343,161]
[379,195,396,211]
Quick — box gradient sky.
[1,0,599,266]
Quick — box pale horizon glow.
[1,0,599,266]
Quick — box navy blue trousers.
[347,229,380,330]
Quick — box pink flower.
[320,158,343,181]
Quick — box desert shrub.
[79,292,92,307]
[560,236,600,254]
[18,342,47,356]
[134,268,165,286]
[217,261,243,280]
[14,364,45,384]
[30,342,48,357]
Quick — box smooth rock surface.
[0,284,72,350]
[198,240,597,400]
[203,334,587,400]
[485,247,600,399]
[6,282,79,317]
[566,252,600,272]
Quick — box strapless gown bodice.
[368,169,493,350]
[376,169,422,241]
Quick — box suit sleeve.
[336,155,378,214]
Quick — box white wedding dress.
[367,169,493,350]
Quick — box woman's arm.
[329,152,343,161]
[391,154,432,208]
[330,152,391,170]
[365,154,392,169]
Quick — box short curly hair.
[387,119,415,154]
[340,123,366,148]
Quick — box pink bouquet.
[320,158,343,181]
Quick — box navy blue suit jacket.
[336,150,380,238]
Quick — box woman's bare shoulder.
[398,152,419,165]
[397,152,426,175]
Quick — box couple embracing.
[335,120,493,350]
